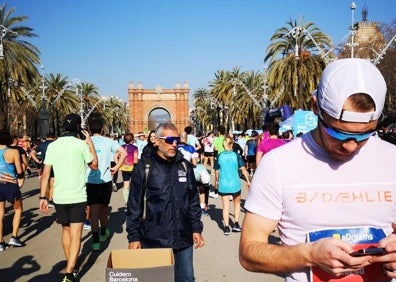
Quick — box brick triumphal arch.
[128,81,190,134]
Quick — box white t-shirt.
[245,132,396,282]
[203,136,214,153]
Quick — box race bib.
[308,227,390,282]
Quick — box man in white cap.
[239,59,396,282]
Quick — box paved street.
[0,169,284,282]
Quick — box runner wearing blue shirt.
[214,136,250,235]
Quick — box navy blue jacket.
[126,150,203,251]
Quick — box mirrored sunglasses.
[158,136,180,144]
[319,118,374,142]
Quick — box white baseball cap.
[316,58,387,122]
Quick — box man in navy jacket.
[126,122,204,282]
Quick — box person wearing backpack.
[126,122,204,282]
[120,133,138,203]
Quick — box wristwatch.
[39,196,47,200]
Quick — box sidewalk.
[0,171,284,282]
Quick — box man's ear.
[311,95,319,116]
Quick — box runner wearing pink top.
[255,122,286,166]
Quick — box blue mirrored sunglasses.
[319,119,375,142]
[158,136,180,144]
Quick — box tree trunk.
[0,89,9,131]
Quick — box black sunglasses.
[158,136,180,144]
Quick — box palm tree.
[100,96,129,135]
[115,100,129,134]
[191,88,215,132]
[46,73,79,135]
[0,3,40,131]
[208,67,266,131]
[264,17,332,110]
[231,71,266,130]
[75,82,100,126]
[208,69,236,131]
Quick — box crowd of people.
[1,58,396,282]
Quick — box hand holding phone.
[350,247,387,257]
[78,128,87,140]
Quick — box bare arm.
[83,130,98,170]
[13,149,23,175]
[21,154,29,171]
[239,212,372,276]
[255,151,264,167]
[30,149,41,164]
[110,146,127,174]
[39,164,51,213]
[133,149,138,164]
[239,166,250,187]
[214,169,219,191]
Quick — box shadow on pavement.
[18,208,56,243]
[0,255,41,281]
[26,261,66,282]
[72,205,127,280]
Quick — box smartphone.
[350,247,387,257]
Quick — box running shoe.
[0,241,9,251]
[92,242,100,251]
[232,222,242,232]
[209,191,218,199]
[9,236,25,247]
[223,226,231,236]
[72,267,79,278]
[100,228,110,242]
[83,220,91,231]
[61,273,75,282]
[201,209,209,216]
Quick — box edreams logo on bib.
[341,233,374,242]
[108,271,138,282]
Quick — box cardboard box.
[106,248,174,282]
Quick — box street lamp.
[70,78,109,128]
[349,2,357,58]
[285,26,333,64]
[39,64,49,137]
[229,77,267,111]
[83,96,109,127]
[372,33,396,65]
[69,78,85,125]
[7,78,18,97]
[0,24,17,59]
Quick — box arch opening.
[148,108,171,131]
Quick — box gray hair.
[155,122,178,137]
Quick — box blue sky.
[5,0,396,103]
